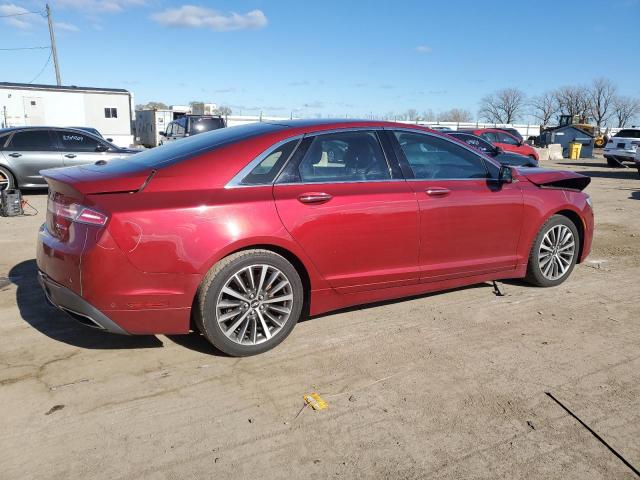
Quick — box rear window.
[614,129,640,138]
[129,122,286,168]
[189,117,225,134]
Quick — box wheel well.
[554,210,585,263]
[0,164,16,183]
[190,244,312,332]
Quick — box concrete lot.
[1,154,638,479]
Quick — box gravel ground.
[1,153,638,479]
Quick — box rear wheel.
[525,215,579,287]
[195,249,304,356]
[0,166,16,191]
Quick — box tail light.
[47,192,108,240]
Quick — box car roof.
[0,126,99,134]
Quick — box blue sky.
[2,0,639,120]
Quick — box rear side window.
[480,132,498,143]
[189,117,225,134]
[240,139,299,185]
[55,131,104,152]
[296,131,391,183]
[394,131,489,180]
[615,129,640,138]
[7,130,54,151]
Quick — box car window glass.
[57,131,103,152]
[615,129,640,138]
[453,134,493,152]
[480,132,497,143]
[166,123,174,136]
[241,139,298,185]
[394,131,488,180]
[297,131,390,183]
[174,121,185,136]
[7,130,53,150]
[189,117,224,134]
[497,132,518,145]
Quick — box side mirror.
[494,146,503,154]
[95,144,108,152]
[518,140,524,146]
[499,165,513,183]
[159,131,166,137]
[106,137,113,143]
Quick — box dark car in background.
[0,126,139,190]
[159,115,226,144]
[448,132,538,167]
[461,128,539,160]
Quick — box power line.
[0,46,50,51]
[28,50,53,84]
[0,9,44,18]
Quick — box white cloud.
[0,3,44,29]
[416,45,433,54]
[55,21,79,31]
[151,5,267,31]
[55,0,145,13]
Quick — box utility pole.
[46,4,62,85]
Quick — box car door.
[494,131,522,154]
[2,129,62,186]
[53,129,111,167]
[273,129,420,293]
[390,130,523,282]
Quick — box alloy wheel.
[215,264,294,345]
[538,224,575,281]
[0,170,10,191]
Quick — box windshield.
[129,122,285,168]
[189,117,225,134]
[614,129,640,138]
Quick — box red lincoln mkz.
[37,120,593,356]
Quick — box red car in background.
[37,120,592,356]
[463,128,539,160]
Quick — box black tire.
[0,166,16,191]
[195,249,304,356]
[525,215,580,287]
[606,157,624,168]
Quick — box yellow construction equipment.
[559,115,607,148]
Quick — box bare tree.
[217,105,232,116]
[405,109,419,121]
[611,96,640,128]
[588,78,617,129]
[529,91,557,126]
[478,88,526,124]
[554,86,591,120]
[136,101,169,110]
[438,108,472,123]
[421,109,435,122]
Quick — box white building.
[0,82,134,147]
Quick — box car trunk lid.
[518,168,591,191]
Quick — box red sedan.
[37,120,593,356]
[464,128,539,160]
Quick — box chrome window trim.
[225,135,304,188]
[388,127,502,173]
[275,179,408,186]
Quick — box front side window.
[174,119,186,136]
[452,133,494,153]
[496,132,519,145]
[56,131,104,152]
[297,131,390,183]
[240,139,299,185]
[394,131,489,180]
[7,130,53,151]
[104,107,118,119]
[480,132,498,143]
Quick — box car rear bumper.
[38,270,129,334]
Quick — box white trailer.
[134,108,190,148]
[0,82,134,147]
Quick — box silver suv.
[0,127,139,190]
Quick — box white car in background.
[635,146,640,177]
[604,128,640,167]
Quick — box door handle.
[298,192,333,204]
[65,154,77,159]
[425,187,451,197]
[8,153,21,158]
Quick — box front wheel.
[0,166,16,191]
[525,215,579,287]
[195,249,304,356]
